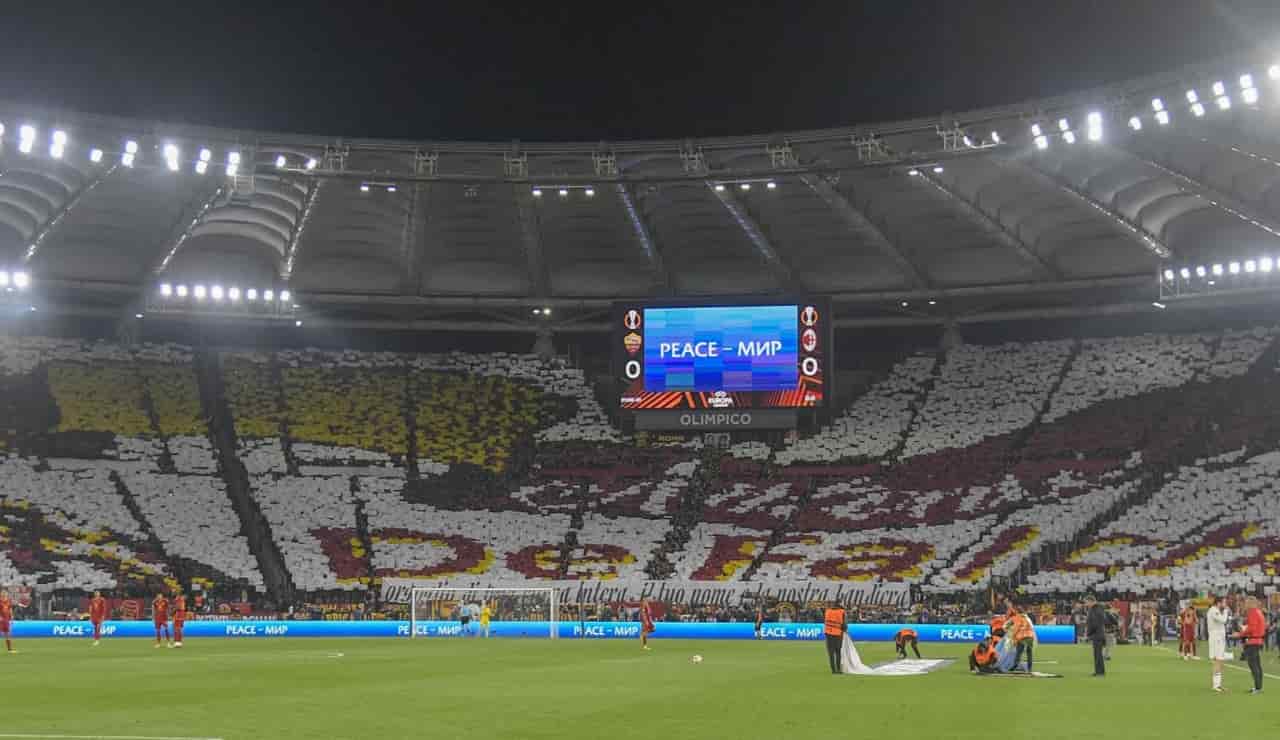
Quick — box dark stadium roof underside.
[4,52,1280,331]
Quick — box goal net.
[409,587,559,639]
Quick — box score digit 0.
[801,357,819,377]
[625,360,642,380]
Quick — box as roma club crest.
[624,332,643,355]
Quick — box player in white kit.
[1206,595,1231,693]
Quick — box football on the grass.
[690,655,703,663]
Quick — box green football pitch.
[3,638,1277,739]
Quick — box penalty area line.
[0,735,224,740]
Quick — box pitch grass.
[3,638,1279,740]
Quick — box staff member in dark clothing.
[823,603,847,675]
[1086,595,1107,677]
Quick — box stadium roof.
[3,51,1280,332]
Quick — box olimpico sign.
[633,409,798,431]
[379,578,911,608]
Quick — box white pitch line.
[0,735,223,740]
[1153,645,1280,681]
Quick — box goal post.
[409,587,559,639]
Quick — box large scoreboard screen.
[615,298,829,411]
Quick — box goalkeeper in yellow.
[480,602,493,638]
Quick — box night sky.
[2,1,1279,142]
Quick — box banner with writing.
[378,579,912,609]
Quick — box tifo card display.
[616,299,828,410]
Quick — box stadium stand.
[2,320,1280,601]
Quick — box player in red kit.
[89,591,108,646]
[640,597,655,651]
[1178,605,1198,660]
[152,592,171,648]
[0,590,15,654]
[171,590,187,648]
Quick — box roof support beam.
[798,173,930,289]
[22,164,120,265]
[913,168,1062,281]
[282,180,322,281]
[1109,142,1280,241]
[993,154,1172,260]
[513,185,549,298]
[707,181,799,291]
[151,184,227,276]
[405,182,430,295]
[615,183,670,292]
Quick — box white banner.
[379,578,911,608]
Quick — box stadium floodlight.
[279,290,291,303]
[714,183,726,191]
[0,272,7,288]
[1242,87,1259,104]
[1269,64,1280,80]
[1212,263,1224,276]
[160,283,172,297]
[900,301,909,307]
[12,271,29,289]
[0,123,4,138]
[176,284,189,298]
[1152,301,1167,309]
[359,184,370,192]
[1151,98,1165,112]
[135,313,144,319]
[766,181,777,190]
[1195,265,1207,278]
[1129,116,1143,131]
[1086,112,1103,141]
[1179,267,1191,279]
[585,187,595,196]
[1262,256,1274,273]
[1163,269,1175,282]
[1240,73,1255,89]
[1186,89,1199,103]
[1034,135,1049,150]
[193,285,207,300]
[212,285,226,302]
[1246,260,1257,273]
[928,299,937,306]
[263,289,274,302]
[89,147,105,163]
[907,168,920,176]
[739,183,751,190]
[123,139,138,167]
[227,151,241,176]
[295,320,303,327]
[1063,131,1077,144]
[196,148,211,174]
[558,188,568,197]
[18,125,36,153]
[1191,102,1205,117]
[386,185,397,193]
[163,144,180,172]
[1155,110,1170,126]
[50,130,67,159]
[1031,123,1043,136]
[1229,261,1241,274]
[1217,95,1231,110]
[1212,81,1226,97]
[195,160,208,174]
[1058,118,1070,132]
[962,135,973,147]
[542,307,552,316]
[275,154,287,169]
[932,165,944,173]
[246,288,258,301]
[532,188,542,197]
[991,130,1001,144]
[305,158,317,170]
[228,286,241,302]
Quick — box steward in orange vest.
[823,605,846,675]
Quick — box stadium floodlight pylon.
[409,586,559,639]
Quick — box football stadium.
[3,6,1280,739]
